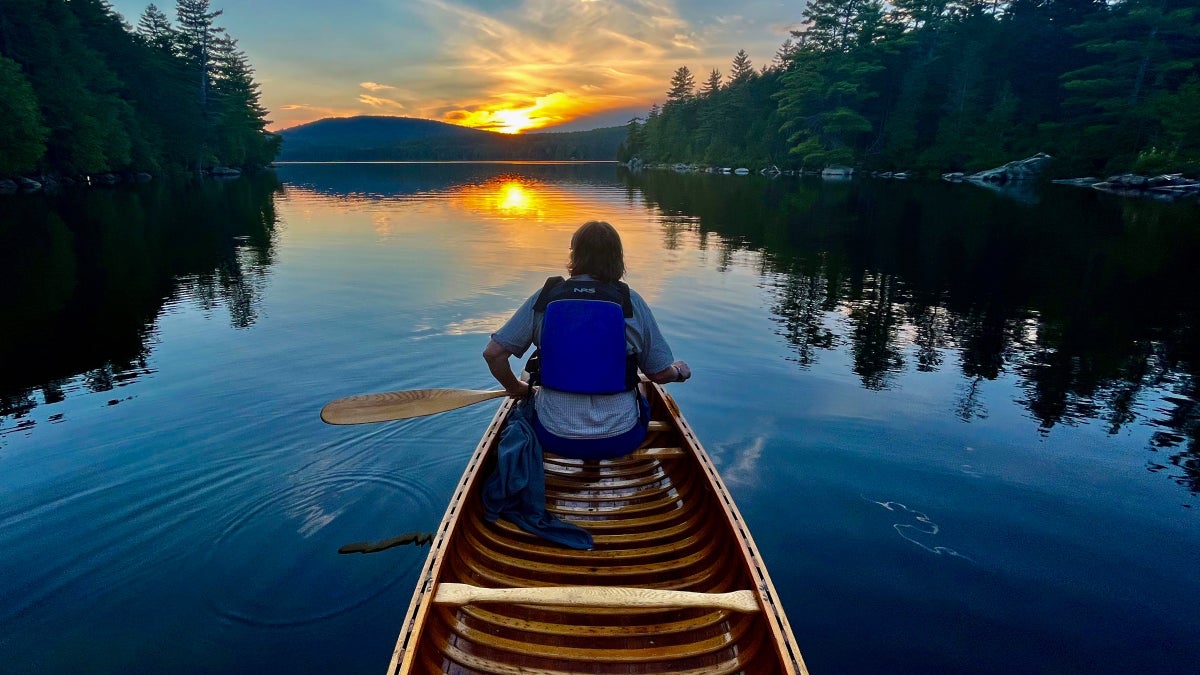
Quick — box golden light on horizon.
[452,105,546,134]
[447,92,585,134]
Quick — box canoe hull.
[388,383,808,674]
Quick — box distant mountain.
[276,116,625,162]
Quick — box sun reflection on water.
[495,181,538,217]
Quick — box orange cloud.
[358,94,407,110]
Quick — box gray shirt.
[491,275,675,438]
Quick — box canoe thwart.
[432,583,761,613]
[629,447,686,460]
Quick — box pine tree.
[700,68,723,97]
[666,66,695,103]
[771,39,798,71]
[136,3,175,52]
[209,34,278,166]
[1061,0,1200,169]
[176,0,225,166]
[617,117,644,162]
[730,49,755,84]
[0,56,48,175]
[775,0,887,165]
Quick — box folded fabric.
[481,400,594,550]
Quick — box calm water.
[1,163,1198,674]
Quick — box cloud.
[401,0,722,128]
[358,94,407,110]
[194,0,801,131]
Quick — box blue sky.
[107,0,803,132]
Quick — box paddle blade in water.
[320,388,508,424]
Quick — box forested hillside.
[0,0,278,179]
[277,116,627,162]
[621,0,1200,177]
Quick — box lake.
[1,162,1197,674]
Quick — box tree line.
[0,0,279,179]
[619,0,1200,177]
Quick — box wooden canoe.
[386,381,809,674]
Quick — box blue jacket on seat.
[481,400,594,550]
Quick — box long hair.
[568,221,625,282]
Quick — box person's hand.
[506,381,532,399]
[672,361,691,383]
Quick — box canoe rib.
[387,382,809,674]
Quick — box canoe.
[386,381,809,674]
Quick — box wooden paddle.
[320,388,509,425]
[433,583,761,613]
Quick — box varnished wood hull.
[387,383,808,674]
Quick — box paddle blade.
[320,388,509,424]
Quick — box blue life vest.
[530,276,638,394]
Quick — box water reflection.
[621,169,1200,492]
[0,172,282,426]
[5,164,1198,494]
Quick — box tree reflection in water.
[622,169,1200,493]
[0,172,282,422]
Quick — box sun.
[450,92,582,135]
[492,108,536,135]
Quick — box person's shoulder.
[624,286,654,311]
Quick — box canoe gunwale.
[387,394,515,674]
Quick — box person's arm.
[483,339,531,397]
[648,360,691,385]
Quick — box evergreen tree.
[700,68,723,97]
[666,66,696,103]
[775,0,887,166]
[771,39,798,71]
[174,0,224,169]
[209,34,279,166]
[1061,0,1200,170]
[730,49,755,84]
[620,0,1197,174]
[0,56,48,175]
[0,0,278,177]
[136,3,176,52]
[616,117,645,162]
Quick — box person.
[483,221,691,460]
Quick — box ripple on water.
[203,469,438,628]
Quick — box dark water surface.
[2,163,1197,674]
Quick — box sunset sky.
[107,0,801,134]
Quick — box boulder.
[209,166,242,177]
[16,176,42,191]
[1091,173,1200,199]
[967,152,1053,183]
[0,178,17,194]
